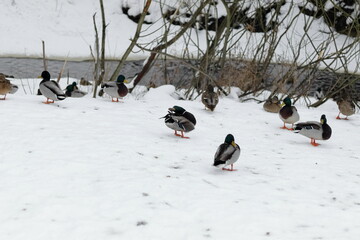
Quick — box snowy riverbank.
[1,84,360,239]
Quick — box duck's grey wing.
[71,90,87,98]
[214,143,234,162]
[295,121,321,130]
[102,82,119,97]
[102,81,117,88]
[45,80,65,95]
[173,115,195,132]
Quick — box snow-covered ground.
[1,81,360,239]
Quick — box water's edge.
[1,57,359,100]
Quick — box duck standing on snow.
[65,82,87,98]
[294,114,332,146]
[0,73,17,100]
[100,75,128,102]
[162,106,196,139]
[201,84,219,111]
[213,134,241,171]
[263,96,281,113]
[279,96,299,130]
[336,99,355,120]
[39,71,66,104]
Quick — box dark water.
[0,57,193,87]
[0,57,142,81]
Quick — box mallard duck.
[263,96,281,113]
[336,99,355,120]
[279,96,299,130]
[65,82,87,98]
[294,114,332,146]
[213,134,241,171]
[162,106,196,139]
[201,84,219,111]
[100,75,128,102]
[0,74,13,100]
[39,71,66,104]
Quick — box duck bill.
[231,141,236,147]
[124,80,129,83]
[168,107,175,111]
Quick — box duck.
[1,73,19,95]
[213,134,241,171]
[39,70,66,104]
[336,99,355,120]
[201,84,219,111]
[65,82,87,98]
[100,74,128,102]
[279,96,299,130]
[263,96,281,113]
[0,74,12,100]
[162,106,196,139]
[294,114,332,146]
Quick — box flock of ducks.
[37,71,129,103]
[274,96,333,147]
[162,104,240,171]
[161,87,355,171]
[0,71,129,103]
[0,74,357,171]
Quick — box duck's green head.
[225,134,237,147]
[72,82,77,86]
[169,106,186,114]
[116,75,128,83]
[40,71,51,80]
[320,114,327,124]
[283,96,292,106]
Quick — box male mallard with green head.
[201,84,219,111]
[100,75,128,102]
[162,106,196,139]
[39,71,66,104]
[294,114,332,146]
[279,96,299,130]
[213,134,241,171]
[65,82,87,98]
[336,99,355,120]
[263,96,281,113]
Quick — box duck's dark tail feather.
[213,160,226,166]
[57,95,66,100]
[293,126,301,133]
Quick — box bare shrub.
[218,61,265,93]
